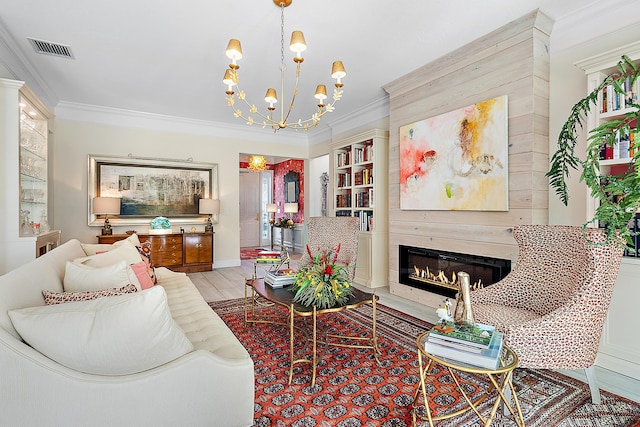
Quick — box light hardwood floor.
[189,262,640,404]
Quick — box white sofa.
[0,239,254,427]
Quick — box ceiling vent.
[27,38,74,59]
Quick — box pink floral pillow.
[130,262,155,290]
[136,242,157,284]
[42,284,138,305]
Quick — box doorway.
[239,168,273,249]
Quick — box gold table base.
[412,331,525,427]
[244,278,381,385]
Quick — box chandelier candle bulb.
[314,84,327,106]
[264,88,278,110]
[289,30,307,61]
[223,70,236,94]
[225,39,243,68]
[332,61,346,87]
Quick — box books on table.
[429,322,495,349]
[264,268,296,288]
[256,251,282,264]
[425,323,503,370]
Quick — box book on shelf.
[425,330,504,370]
[600,76,639,114]
[429,322,495,349]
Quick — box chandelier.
[222,0,346,132]
[248,155,268,172]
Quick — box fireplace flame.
[410,265,484,291]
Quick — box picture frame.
[88,155,219,228]
[399,95,509,211]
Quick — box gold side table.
[412,331,525,427]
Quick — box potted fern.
[547,55,639,249]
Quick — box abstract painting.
[88,155,218,227]
[399,95,509,211]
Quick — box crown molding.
[55,101,310,146]
[550,0,635,54]
[307,95,389,146]
[56,95,390,148]
[0,17,58,111]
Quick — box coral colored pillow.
[130,262,154,290]
[136,241,157,284]
[42,284,138,305]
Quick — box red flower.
[323,265,333,276]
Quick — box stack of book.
[256,251,281,264]
[264,268,296,289]
[425,323,503,370]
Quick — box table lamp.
[284,203,298,219]
[93,197,121,235]
[266,203,277,223]
[199,198,220,232]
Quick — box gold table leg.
[411,341,525,426]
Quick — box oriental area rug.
[208,298,640,427]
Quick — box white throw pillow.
[74,240,142,268]
[81,234,142,256]
[63,260,141,292]
[8,286,194,375]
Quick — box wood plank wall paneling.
[383,10,552,309]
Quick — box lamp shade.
[93,197,121,215]
[264,88,278,104]
[223,69,237,86]
[289,31,307,55]
[199,198,220,215]
[225,39,243,61]
[314,84,327,101]
[331,60,346,79]
[284,203,298,214]
[266,203,278,213]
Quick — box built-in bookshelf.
[575,41,640,382]
[333,138,375,231]
[330,129,388,288]
[578,46,640,259]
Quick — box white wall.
[52,120,308,267]
[307,155,329,217]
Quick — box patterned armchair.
[469,225,623,404]
[300,217,360,282]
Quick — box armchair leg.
[585,366,601,404]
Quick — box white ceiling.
[0,0,638,138]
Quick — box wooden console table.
[98,232,214,273]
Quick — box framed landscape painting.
[399,95,509,211]
[88,155,219,227]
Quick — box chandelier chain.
[280,3,285,71]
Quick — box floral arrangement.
[273,217,294,228]
[290,244,353,309]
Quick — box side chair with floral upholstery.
[469,224,623,404]
[300,216,360,282]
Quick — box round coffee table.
[412,330,525,427]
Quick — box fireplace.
[399,245,511,299]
